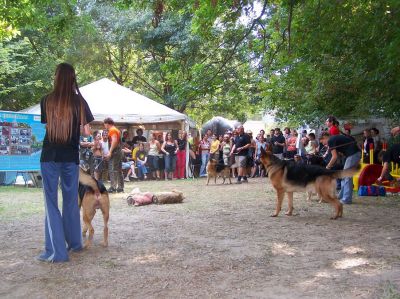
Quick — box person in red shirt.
[326,116,340,136]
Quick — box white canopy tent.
[21,78,192,127]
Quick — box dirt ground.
[1,177,400,299]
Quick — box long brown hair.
[45,63,86,144]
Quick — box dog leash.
[94,158,105,170]
[327,140,358,150]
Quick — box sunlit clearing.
[334,257,369,270]
[342,246,365,255]
[130,253,160,264]
[271,242,296,256]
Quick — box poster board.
[0,111,45,171]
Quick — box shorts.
[122,161,134,170]
[234,155,247,168]
[158,156,165,170]
[147,155,159,171]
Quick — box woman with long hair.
[198,134,211,177]
[38,63,93,262]
[147,133,161,179]
[161,132,178,180]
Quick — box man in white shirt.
[100,130,110,181]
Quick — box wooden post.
[361,143,364,163]
[369,143,374,164]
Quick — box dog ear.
[260,146,267,157]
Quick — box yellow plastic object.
[369,147,374,164]
[391,162,400,179]
[353,163,368,191]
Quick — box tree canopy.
[1,0,398,125]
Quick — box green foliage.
[0,38,54,111]
[1,0,398,127]
[258,0,400,124]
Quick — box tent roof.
[21,78,188,124]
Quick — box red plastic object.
[358,164,383,186]
[373,181,400,193]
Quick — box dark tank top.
[165,142,176,155]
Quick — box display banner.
[0,111,45,171]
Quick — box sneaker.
[116,188,124,193]
[36,252,51,262]
[340,199,352,205]
[36,253,68,263]
[124,177,130,182]
[107,187,117,193]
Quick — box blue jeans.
[339,152,361,202]
[40,162,82,262]
[164,154,177,173]
[137,160,148,177]
[200,152,210,177]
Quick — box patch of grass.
[0,186,42,193]
[0,199,44,221]
[381,281,400,299]
[0,187,44,220]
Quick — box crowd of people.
[193,116,400,205]
[79,119,189,193]
[79,114,399,198]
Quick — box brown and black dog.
[79,168,110,248]
[206,158,232,185]
[259,147,358,219]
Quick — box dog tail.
[332,164,361,179]
[79,167,100,194]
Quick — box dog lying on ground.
[126,188,184,206]
[206,158,232,185]
[79,168,110,248]
[259,147,358,219]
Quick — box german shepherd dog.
[206,158,232,185]
[259,147,358,219]
[78,168,110,248]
